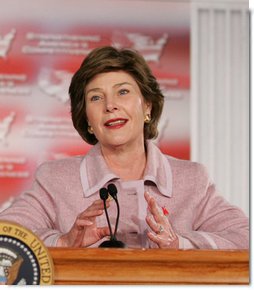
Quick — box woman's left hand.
[144,191,179,249]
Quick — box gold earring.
[144,114,151,123]
[88,125,94,134]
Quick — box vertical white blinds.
[190,0,249,215]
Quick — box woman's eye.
[119,89,129,95]
[90,95,101,102]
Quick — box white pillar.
[190,0,249,215]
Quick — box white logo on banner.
[38,69,72,103]
[0,112,15,143]
[113,32,168,62]
[0,29,16,58]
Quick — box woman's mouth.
[104,118,128,129]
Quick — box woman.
[0,46,249,249]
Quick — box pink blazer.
[0,141,249,249]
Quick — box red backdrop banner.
[0,0,190,208]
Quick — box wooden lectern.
[49,248,249,285]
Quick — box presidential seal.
[0,221,54,285]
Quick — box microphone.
[99,187,113,240]
[99,185,126,248]
[107,183,120,238]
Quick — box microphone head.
[107,183,118,199]
[99,187,109,201]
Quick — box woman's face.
[85,71,151,148]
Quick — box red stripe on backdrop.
[0,179,31,204]
[159,140,190,160]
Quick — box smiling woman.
[69,46,164,146]
[0,46,249,250]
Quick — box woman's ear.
[145,101,152,115]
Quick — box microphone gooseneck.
[107,183,120,237]
[98,185,126,248]
[99,187,113,240]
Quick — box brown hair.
[69,46,164,144]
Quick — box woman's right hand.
[57,199,111,247]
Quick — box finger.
[144,192,161,214]
[147,216,177,239]
[79,209,104,219]
[76,219,94,229]
[147,212,177,240]
[152,203,164,222]
[146,215,159,233]
[88,199,111,210]
[166,224,177,240]
[147,231,176,248]
[144,191,152,204]
[147,231,163,247]
[147,199,165,224]
[145,192,157,214]
[72,231,85,247]
[97,226,111,239]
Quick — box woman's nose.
[105,96,118,113]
